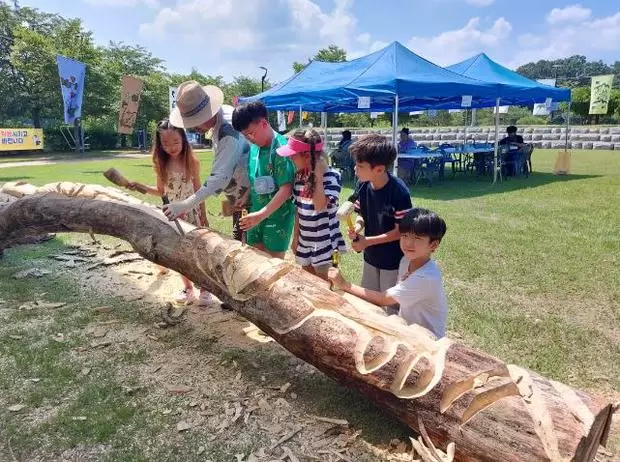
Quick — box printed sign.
[0,128,44,151]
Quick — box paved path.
[0,153,150,169]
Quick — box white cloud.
[407,17,512,65]
[546,4,591,25]
[511,9,620,67]
[356,32,370,45]
[465,0,494,6]
[85,0,160,7]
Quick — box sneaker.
[175,288,196,304]
[195,290,214,307]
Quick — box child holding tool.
[127,119,210,305]
[276,128,346,280]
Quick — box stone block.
[433,134,442,140]
[578,134,601,141]
[599,128,609,134]
[551,142,566,149]
[611,135,620,143]
[522,134,533,141]
[582,142,593,149]
[522,127,533,133]
[547,134,561,140]
[571,141,583,149]
[541,141,551,149]
[593,142,612,150]
[441,133,457,140]
[614,143,620,151]
[609,127,620,134]
[600,135,612,142]
[532,134,543,141]
[531,141,543,148]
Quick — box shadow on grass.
[0,176,33,182]
[342,172,600,201]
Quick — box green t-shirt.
[248,131,295,215]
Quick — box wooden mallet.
[103,168,149,194]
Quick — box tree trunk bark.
[0,181,614,462]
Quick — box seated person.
[499,125,524,149]
[398,127,417,152]
[499,125,526,176]
[331,130,354,171]
[329,208,449,338]
[397,128,417,178]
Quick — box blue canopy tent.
[447,53,572,181]
[240,42,500,113]
[240,41,502,171]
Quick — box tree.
[516,55,619,89]
[292,44,347,73]
[226,75,266,102]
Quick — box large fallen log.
[0,181,615,462]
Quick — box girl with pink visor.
[277,129,347,279]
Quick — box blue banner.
[56,55,86,124]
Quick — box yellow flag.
[589,75,614,115]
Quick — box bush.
[516,115,548,125]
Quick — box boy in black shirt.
[348,134,413,313]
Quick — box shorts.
[361,261,400,315]
[246,211,294,253]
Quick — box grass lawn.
[0,148,618,460]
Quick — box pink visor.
[276,137,324,157]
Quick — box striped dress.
[293,167,347,267]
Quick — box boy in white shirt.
[328,208,448,338]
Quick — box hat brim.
[169,85,224,129]
[276,145,297,157]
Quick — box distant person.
[499,125,524,148]
[397,127,416,152]
[339,130,353,152]
[329,208,448,338]
[499,125,525,176]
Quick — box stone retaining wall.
[322,126,620,150]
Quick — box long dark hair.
[152,119,196,184]
[290,128,324,196]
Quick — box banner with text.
[169,86,178,112]
[56,55,86,124]
[589,74,614,115]
[118,76,144,134]
[0,128,44,151]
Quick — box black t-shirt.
[354,174,413,270]
[499,135,524,145]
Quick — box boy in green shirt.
[232,102,295,258]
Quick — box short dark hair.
[232,101,268,131]
[400,127,410,135]
[342,130,352,140]
[400,208,447,242]
[349,134,396,168]
[506,125,517,134]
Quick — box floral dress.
[165,170,201,226]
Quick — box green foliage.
[292,44,347,73]
[516,115,547,125]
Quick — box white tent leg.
[392,95,399,175]
[493,97,500,184]
[299,105,302,128]
[321,111,327,146]
[565,101,571,151]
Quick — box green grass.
[0,148,619,459]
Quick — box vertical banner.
[287,111,295,125]
[118,76,144,135]
[169,86,178,112]
[56,55,86,124]
[589,75,614,115]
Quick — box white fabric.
[386,258,448,338]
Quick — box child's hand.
[126,182,142,192]
[351,235,367,252]
[328,267,347,289]
[234,191,250,210]
[347,228,359,240]
[240,209,266,231]
[290,237,298,254]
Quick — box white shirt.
[386,258,448,338]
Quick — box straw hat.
[169,80,224,128]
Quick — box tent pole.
[565,101,571,152]
[493,97,500,184]
[392,95,399,175]
[322,111,327,146]
[299,105,302,128]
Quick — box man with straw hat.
[163,81,250,309]
[163,80,250,239]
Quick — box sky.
[18,0,620,84]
